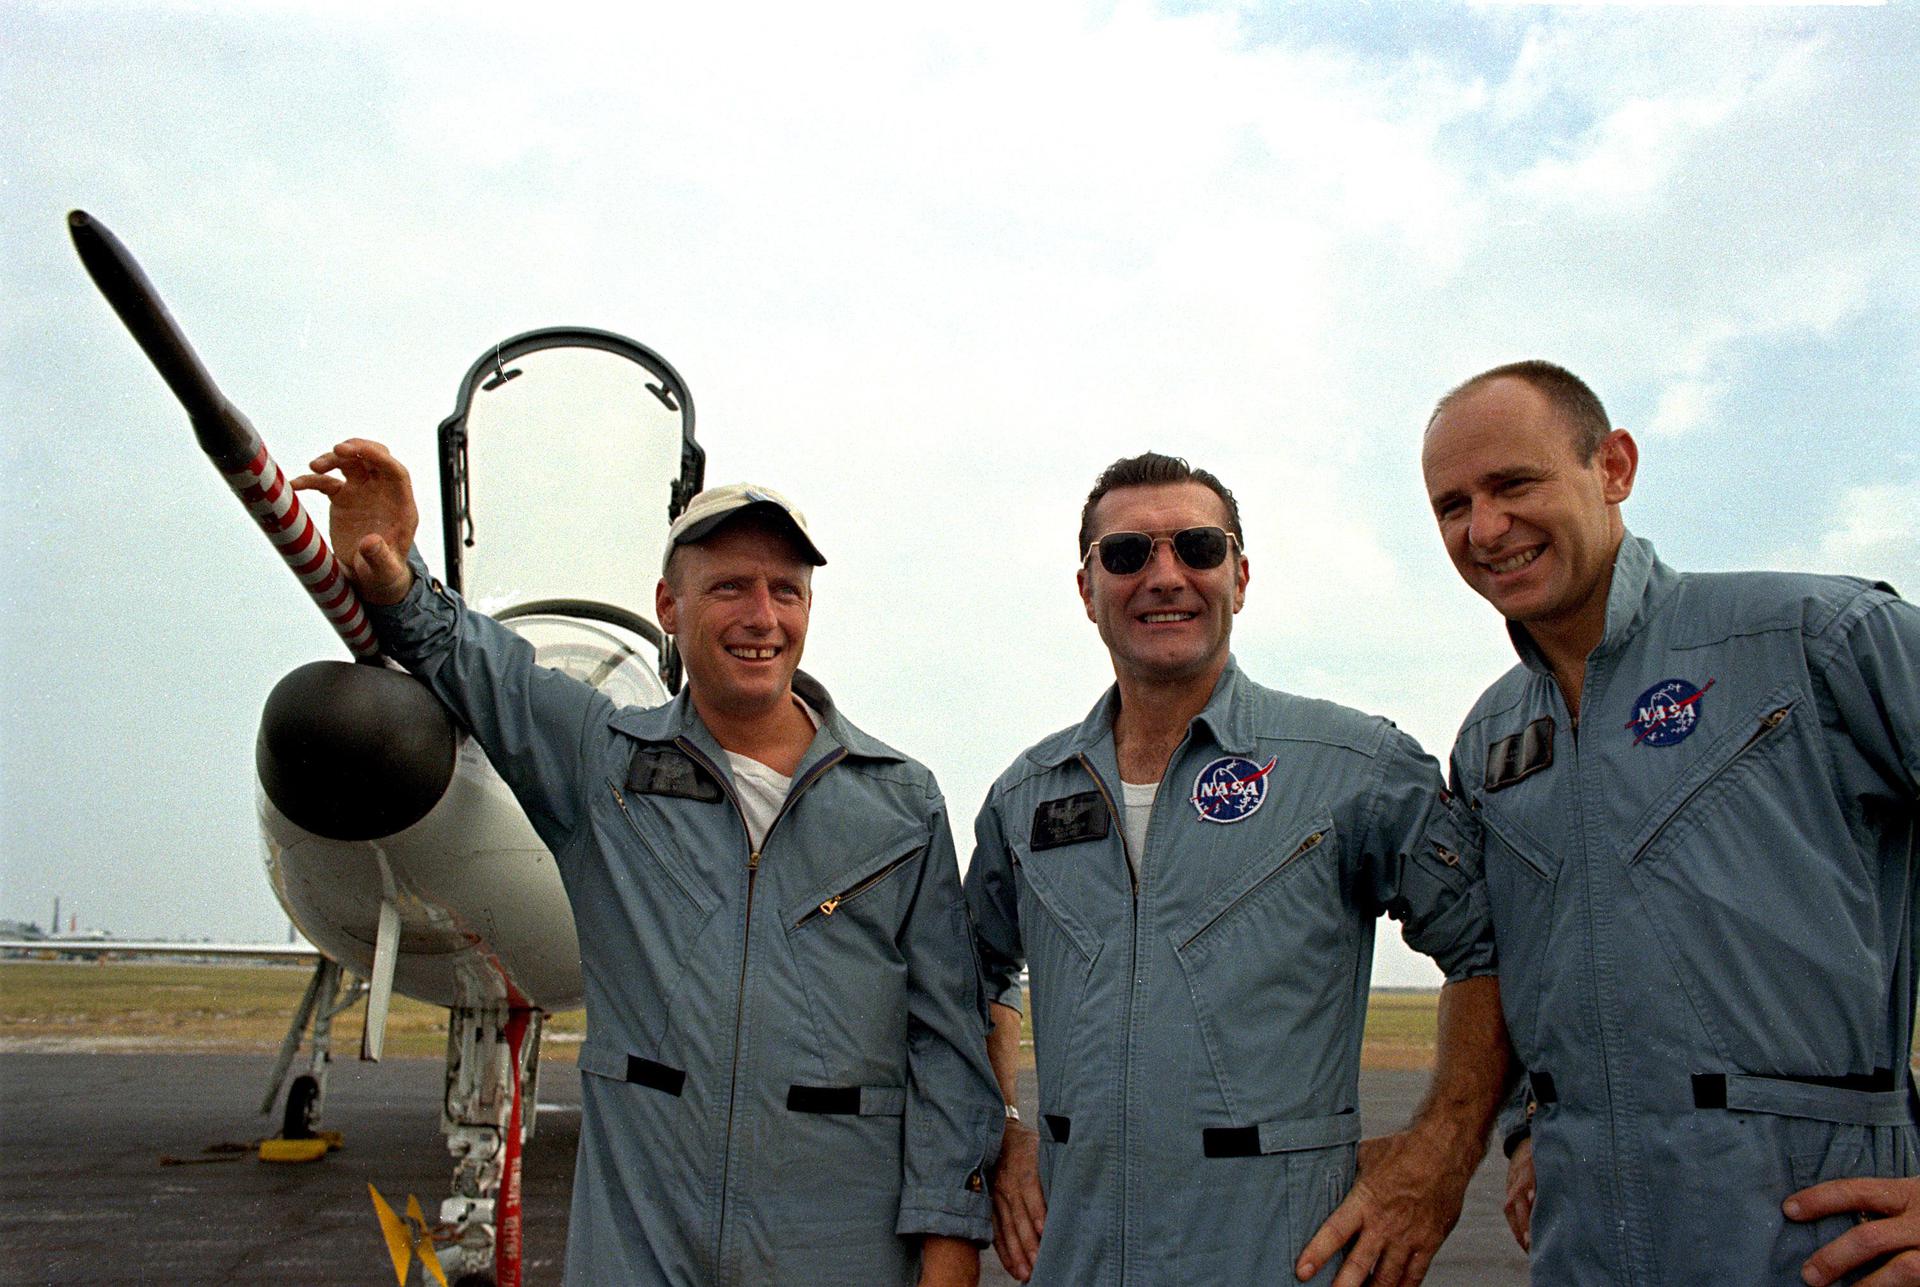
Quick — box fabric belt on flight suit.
[587,1050,901,1117]
[624,1055,687,1095]
[1028,1110,1363,1156]
[785,1084,908,1115]
[1527,1068,1909,1127]
[1201,1111,1364,1158]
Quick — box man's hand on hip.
[1787,1174,1920,1286]
[1296,1124,1477,1287]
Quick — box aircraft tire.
[281,1073,319,1140]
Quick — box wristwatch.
[1004,1102,1021,1122]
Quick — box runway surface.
[0,1052,1527,1284]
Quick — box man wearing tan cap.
[294,441,1002,1287]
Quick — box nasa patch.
[1626,677,1716,747]
[1191,755,1277,823]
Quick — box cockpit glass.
[457,345,686,619]
[508,615,671,711]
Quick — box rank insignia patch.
[1031,792,1111,850]
[627,747,724,802]
[1626,678,1715,747]
[1191,755,1276,823]
[1485,716,1555,792]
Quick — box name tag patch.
[1627,678,1714,747]
[627,747,723,802]
[1031,792,1111,850]
[1191,755,1275,823]
[1485,716,1555,792]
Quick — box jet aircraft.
[50,212,704,1286]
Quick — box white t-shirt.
[723,699,821,850]
[1120,780,1158,877]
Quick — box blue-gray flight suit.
[964,658,1497,1285]
[368,562,1000,1286]
[1451,534,1920,1284]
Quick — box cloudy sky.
[4,0,1915,985]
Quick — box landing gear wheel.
[451,1275,495,1287]
[282,1073,319,1140]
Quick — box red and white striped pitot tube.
[223,444,380,659]
[67,211,385,663]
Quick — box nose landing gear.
[434,1003,542,1287]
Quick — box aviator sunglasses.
[1084,526,1239,576]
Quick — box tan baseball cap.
[662,482,827,573]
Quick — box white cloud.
[1510,90,1741,205]
[1647,377,1723,437]
[4,2,1915,983]
[1804,480,1920,582]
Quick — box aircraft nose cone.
[257,660,457,841]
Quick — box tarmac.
[0,1051,1527,1285]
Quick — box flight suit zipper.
[674,735,848,1281]
[1629,704,1794,865]
[1177,829,1326,950]
[1076,753,1136,1281]
[1569,662,1635,1281]
[793,848,919,928]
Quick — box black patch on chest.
[1485,716,1555,793]
[1030,792,1111,851]
[627,747,723,803]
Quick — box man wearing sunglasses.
[1424,361,1920,1286]
[964,452,1509,1285]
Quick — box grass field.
[0,960,1441,1068]
[0,960,586,1061]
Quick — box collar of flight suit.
[608,669,909,776]
[1504,531,1682,677]
[1029,654,1261,770]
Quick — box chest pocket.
[1621,684,1800,868]
[785,838,924,940]
[1013,825,1117,969]
[596,776,728,1055]
[1008,830,1110,1106]
[1621,687,1884,1072]
[780,836,927,1081]
[1169,816,1347,1123]
[1473,799,1560,1062]
[605,772,723,918]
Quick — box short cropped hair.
[1428,360,1613,461]
[1078,453,1244,557]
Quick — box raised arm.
[292,438,608,852]
[289,438,420,606]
